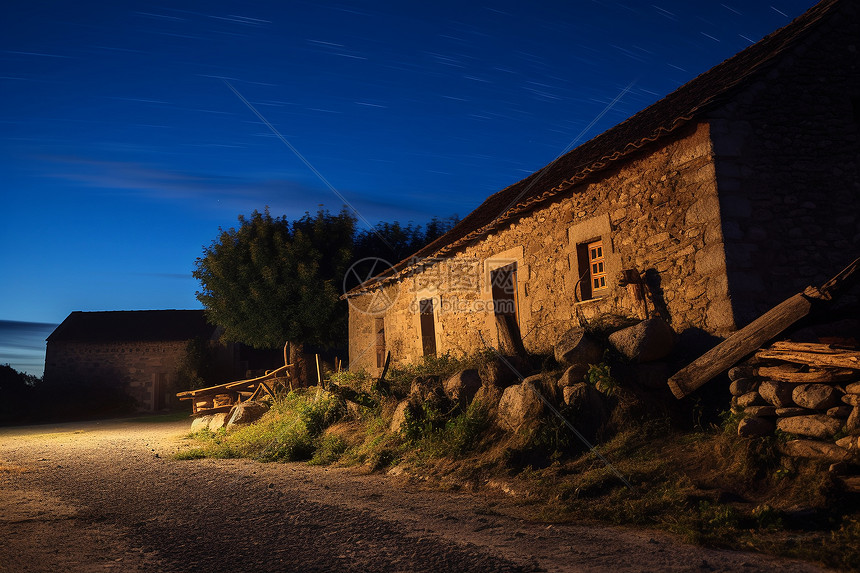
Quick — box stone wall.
[350,122,735,374]
[709,1,860,326]
[729,341,860,465]
[45,340,187,411]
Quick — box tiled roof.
[47,310,216,343]
[346,0,839,297]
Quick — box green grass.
[174,389,344,462]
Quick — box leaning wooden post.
[315,354,323,388]
[495,313,527,359]
[668,255,859,399]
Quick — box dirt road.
[0,418,827,572]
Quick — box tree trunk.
[289,342,310,388]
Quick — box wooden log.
[495,313,527,359]
[189,404,233,417]
[756,365,858,384]
[755,349,860,370]
[668,292,814,399]
[769,341,857,353]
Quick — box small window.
[588,240,608,292]
[576,238,610,300]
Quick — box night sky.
[1,0,816,326]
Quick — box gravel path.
[0,418,829,572]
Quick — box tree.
[193,209,355,353]
[194,208,458,384]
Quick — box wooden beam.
[667,292,813,399]
[667,255,860,398]
[755,349,860,370]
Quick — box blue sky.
[1,0,815,325]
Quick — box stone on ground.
[207,412,231,432]
[779,439,851,462]
[737,391,767,408]
[389,399,412,433]
[443,369,482,404]
[480,356,529,388]
[227,400,270,427]
[758,381,794,408]
[554,327,602,367]
[562,382,608,441]
[497,382,543,433]
[776,415,842,439]
[190,415,213,432]
[729,378,758,397]
[743,406,776,418]
[846,406,860,433]
[607,317,675,363]
[556,365,588,389]
[792,384,839,410]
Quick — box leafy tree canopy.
[193,209,458,351]
[194,209,355,350]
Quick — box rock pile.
[389,318,676,443]
[730,341,860,464]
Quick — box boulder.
[443,369,482,404]
[792,384,839,411]
[208,412,231,432]
[846,407,860,433]
[729,378,758,397]
[389,400,412,433]
[554,327,602,367]
[557,365,588,389]
[842,394,860,407]
[836,435,860,450]
[737,391,767,408]
[827,405,853,418]
[497,382,544,433]
[562,382,608,441]
[479,356,529,388]
[779,439,851,462]
[737,417,775,438]
[775,407,810,417]
[523,373,559,407]
[758,381,795,408]
[744,406,776,418]
[776,415,843,439]
[227,400,270,427]
[191,414,213,432]
[728,365,754,381]
[607,317,675,363]
[846,381,860,394]
[473,383,503,411]
[409,376,443,403]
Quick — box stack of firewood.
[730,341,860,461]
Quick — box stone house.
[44,310,236,411]
[345,0,860,375]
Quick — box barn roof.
[47,310,217,343]
[346,0,840,297]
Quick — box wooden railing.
[176,342,295,416]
